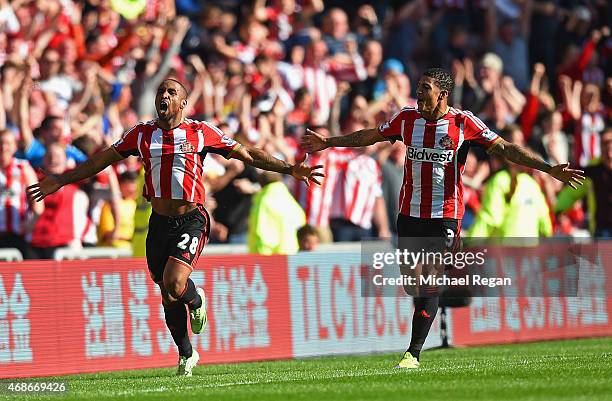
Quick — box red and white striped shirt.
[0,159,32,234]
[574,112,605,167]
[339,155,382,229]
[279,57,366,125]
[378,107,501,220]
[113,119,240,203]
[294,65,337,125]
[233,42,259,65]
[293,148,355,227]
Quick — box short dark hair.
[539,110,556,125]
[294,87,310,103]
[40,115,62,130]
[72,135,97,156]
[501,123,522,142]
[254,53,272,65]
[119,171,139,182]
[423,68,454,95]
[161,78,188,100]
[297,224,319,240]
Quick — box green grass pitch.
[4,337,612,401]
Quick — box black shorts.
[396,214,461,252]
[146,204,210,283]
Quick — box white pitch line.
[105,369,403,397]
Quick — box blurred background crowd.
[0,0,610,259]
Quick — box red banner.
[451,241,612,345]
[1,241,611,378]
[0,256,292,378]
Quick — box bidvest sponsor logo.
[406,146,453,163]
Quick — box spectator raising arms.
[0,0,608,260]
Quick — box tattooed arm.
[301,128,385,152]
[231,144,324,185]
[232,145,291,174]
[489,138,552,172]
[27,147,125,202]
[489,138,585,189]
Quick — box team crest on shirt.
[178,142,196,153]
[438,134,454,149]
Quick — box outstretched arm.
[27,147,125,202]
[230,144,323,186]
[488,138,585,189]
[301,128,386,152]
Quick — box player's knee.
[158,285,176,307]
[163,278,185,299]
[161,297,179,308]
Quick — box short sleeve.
[17,138,46,168]
[377,109,411,143]
[461,112,501,150]
[201,122,241,159]
[66,145,87,164]
[112,124,141,158]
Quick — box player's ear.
[180,99,187,109]
[439,90,448,100]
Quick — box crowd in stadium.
[0,0,610,258]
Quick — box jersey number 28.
[177,233,199,254]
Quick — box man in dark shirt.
[352,40,383,100]
[213,164,260,244]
